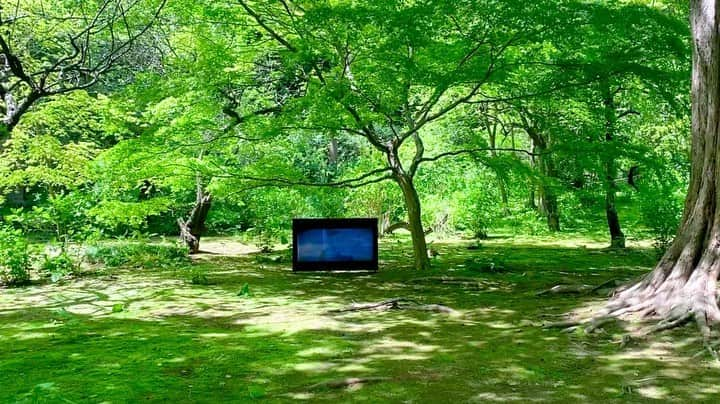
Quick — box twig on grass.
[327,297,460,316]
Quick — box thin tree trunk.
[489,127,511,216]
[605,189,625,248]
[536,143,560,232]
[395,173,430,270]
[527,188,537,210]
[328,138,339,164]
[602,79,626,248]
[527,145,537,210]
[604,0,720,337]
[385,132,430,270]
[379,212,391,236]
[498,179,511,216]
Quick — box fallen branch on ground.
[308,377,390,390]
[327,297,460,316]
[411,276,481,289]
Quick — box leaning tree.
[594,0,720,345]
[230,0,572,270]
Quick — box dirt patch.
[192,238,260,257]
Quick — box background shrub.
[84,242,190,269]
[0,225,31,285]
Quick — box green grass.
[2,235,720,403]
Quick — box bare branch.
[617,109,640,119]
[1,0,168,134]
[237,0,297,52]
[419,147,541,166]
[216,167,394,189]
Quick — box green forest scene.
[4,0,720,402]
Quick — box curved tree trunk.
[605,0,720,338]
[178,176,212,254]
[395,173,431,270]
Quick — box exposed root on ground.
[536,279,623,296]
[328,297,460,316]
[308,377,390,390]
[410,276,481,289]
[542,272,720,358]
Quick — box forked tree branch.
[216,167,394,189]
[419,147,542,165]
[0,0,167,135]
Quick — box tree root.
[590,279,624,293]
[694,340,720,360]
[308,377,390,390]
[542,316,617,333]
[327,297,460,316]
[536,284,595,296]
[410,276,480,289]
[542,320,582,330]
[646,312,693,334]
[536,279,622,296]
[545,293,720,359]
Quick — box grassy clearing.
[2,235,720,403]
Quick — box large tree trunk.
[602,80,626,248]
[395,173,431,270]
[604,0,720,339]
[178,177,212,254]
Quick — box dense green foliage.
[1,0,691,274]
[2,1,715,401]
[84,242,190,269]
[0,225,30,285]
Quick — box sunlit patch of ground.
[191,237,264,257]
[1,234,720,402]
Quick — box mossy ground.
[2,234,720,403]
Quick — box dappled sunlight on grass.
[2,235,720,402]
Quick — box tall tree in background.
[563,4,687,248]
[601,0,720,344]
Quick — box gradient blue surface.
[296,228,374,262]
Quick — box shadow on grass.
[2,237,720,402]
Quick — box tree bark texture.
[604,0,720,338]
[178,178,212,254]
[395,173,431,270]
